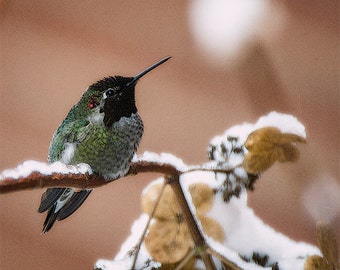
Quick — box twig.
[174,248,196,270]
[130,180,167,270]
[186,163,239,174]
[207,247,243,270]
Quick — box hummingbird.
[38,56,171,233]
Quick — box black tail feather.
[38,188,65,213]
[42,204,59,233]
[39,189,92,232]
[57,190,92,221]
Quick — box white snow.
[0,161,92,180]
[133,151,188,172]
[181,170,219,188]
[254,111,306,139]
[222,122,255,145]
[208,190,320,268]
[95,214,160,270]
[205,238,270,270]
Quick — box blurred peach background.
[0,1,339,269]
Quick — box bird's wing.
[48,119,93,163]
[39,120,97,232]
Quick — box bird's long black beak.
[126,56,171,87]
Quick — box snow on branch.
[0,152,237,194]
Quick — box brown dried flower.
[243,127,305,174]
[142,183,225,264]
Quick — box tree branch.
[167,174,216,270]
[0,171,98,193]
[0,154,235,194]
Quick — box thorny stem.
[130,181,167,270]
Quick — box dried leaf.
[142,184,179,220]
[243,151,277,174]
[143,182,226,266]
[161,260,197,270]
[244,127,280,152]
[199,215,226,243]
[189,183,214,214]
[145,221,192,264]
[304,255,332,270]
[278,132,306,144]
[141,183,163,216]
[278,143,300,162]
[243,127,305,174]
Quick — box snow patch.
[0,161,92,180]
[254,111,306,138]
[133,151,188,171]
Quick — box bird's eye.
[106,89,114,98]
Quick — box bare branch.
[130,180,167,270]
